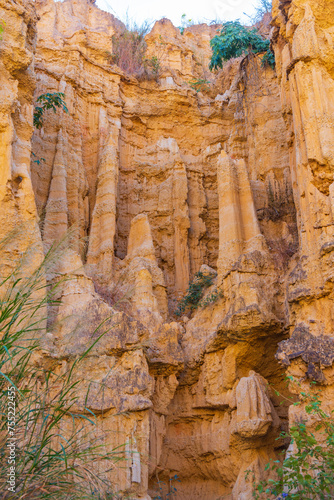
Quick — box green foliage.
[31,152,46,166]
[138,36,167,81]
[250,385,334,500]
[175,271,216,317]
[261,47,275,68]
[153,474,180,500]
[189,78,211,93]
[200,288,224,308]
[0,20,5,40]
[144,55,161,76]
[33,92,68,129]
[209,20,275,71]
[0,237,126,498]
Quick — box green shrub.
[249,383,334,499]
[209,20,275,71]
[189,78,211,93]
[200,288,223,308]
[144,55,161,77]
[0,20,5,40]
[261,48,275,69]
[174,271,216,317]
[33,93,68,130]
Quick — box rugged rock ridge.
[271,0,334,470]
[0,0,42,269]
[0,0,333,498]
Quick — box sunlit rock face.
[1,0,334,497]
[0,0,43,272]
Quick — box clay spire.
[217,151,266,280]
[86,116,119,281]
[43,129,68,248]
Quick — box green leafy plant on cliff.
[200,287,224,308]
[249,383,334,499]
[260,48,275,69]
[0,20,5,40]
[31,152,46,166]
[144,55,161,77]
[0,236,126,499]
[175,271,219,317]
[189,78,211,93]
[209,20,275,71]
[33,92,69,130]
[141,35,168,80]
[153,474,180,500]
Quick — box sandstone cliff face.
[0,0,333,498]
[271,0,334,469]
[0,0,43,274]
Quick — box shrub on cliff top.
[111,20,151,75]
[209,20,275,70]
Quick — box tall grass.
[0,237,126,499]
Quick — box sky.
[96,0,259,27]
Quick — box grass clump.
[111,20,151,75]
